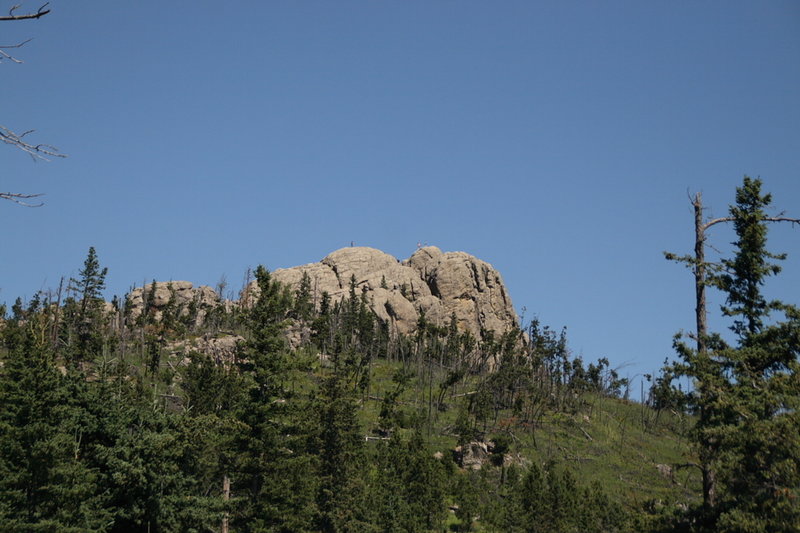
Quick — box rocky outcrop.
[403,247,517,338]
[452,440,526,470]
[129,247,519,343]
[127,281,221,327]
[167,334,244,366]
[454,441,493,470]
[261,246,518,341]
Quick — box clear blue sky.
[3,1,799,388]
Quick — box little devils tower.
[259,246,519,341]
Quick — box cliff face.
[266,246,519,340]
[126,246,519,342]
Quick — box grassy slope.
[359,358,700,514]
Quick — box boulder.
[454,441,492,470]
[370,287,418,336]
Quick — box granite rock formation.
[127,281,220,327]
[126,246,519,343]
[257,246,518,340]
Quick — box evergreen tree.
[370,432,449,533]
[0,307,112,531]
[715,177,786,340]
[293,271,314,321]
[232,265,316,531]
[709,179,800,531]
[313,370,370,532]
[667,177,800,531]
[62,247,109,363]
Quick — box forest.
[1,177,798,532]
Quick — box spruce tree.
[666,177,800,531]
[62,247,109,363]
[232,265,316,531]
[710,179,800,531]
[0,306,112,531]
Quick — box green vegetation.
[0,177,796,532]
[665,177,800,532]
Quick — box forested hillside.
[1,178,797,532]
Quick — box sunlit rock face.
[127,281,220,326]
[257,246,518,341]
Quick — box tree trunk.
[221,474,230,533]
[692,192,717,511]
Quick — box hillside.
[1,246,700,532]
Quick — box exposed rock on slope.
[127,281,220,326]
[263,246,518,340]
[126,247,519,342]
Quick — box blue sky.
[3,1,799,387]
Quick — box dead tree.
[0,2,50,21]
[665,189,799,512]
[1,2,65,206]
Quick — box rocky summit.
[262,246,519,340]
[126,246,519,342]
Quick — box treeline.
[0,254,637,532]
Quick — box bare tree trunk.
[221,474,230,533]
[692,192,718,511]
[51,277,64,350]
[693,194,708,355]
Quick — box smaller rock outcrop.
[167,334,244,366]
[453,441,493,470]
[127,281,221,327]
[453,440,523,470]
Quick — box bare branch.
[0,191,43,206]
[1,124,65,160]
[0,37,32,63]
[702,217,734,231]
[2,3,58,207]
[765,216,800,226]
[0,2,49,21]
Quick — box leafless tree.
[1,2,65,206]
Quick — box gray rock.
[248,246,518,342]
[405,247,516,339]
[130,246,519,345]
[127,281,222,327]
[454,441,492,470]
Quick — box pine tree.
[666,177,800,531]
[294,271,314,322]
[314,370,369,532]
[62,247,109,363]
[709,179,800,532]
[715,177,787,340]
[370,432,449,533]
[0,306,112,531]
[232,265,316,531]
